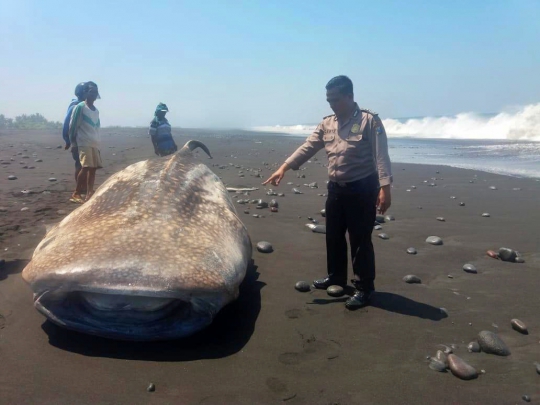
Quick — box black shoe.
[345,289,374,310]
[313,276,346,290]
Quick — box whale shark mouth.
[34,289,217,341]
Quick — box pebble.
[147,383,155,392]
[295,281,311,292]
[515,256,525,263]
[482,213,490,217]
[48,177,57,182]
[256,200,268,209]
[477,331,511,356]
[489,186,497,190]
[256,241,273,253]
[269,199,278,208]
[435,350,449,367]
[450,196,456,199]
[378,233,389,240]
[436,217,445,222]
[403,275,421,284]
[0,207,7,212]
[486,250,499,259]
[498,247,517,262]
[376,215,385,223]
[21,207,29,212]
[385,215,395,221]
[308,182,318,188]
[35,159,43,162]
[292,188,303,194]
[426,236,443,245]
[270,207,278,213]
[326,285,345,297]
[511,319,528,335]
[523,395,531,403]
[57,210,67,215]
[411,186,416,189]
[8,175,17,180]
[320,209,325,217]
[243,210,249,214]
[463,264,477,274]
[374,225,382,230]
[459,202,465,206]
[252,214,260,218]
[278,193,285,197]
[447,354,478,380]
[467,342,481,353]
[535,362,540,375]
[428,358,447,372]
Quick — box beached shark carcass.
[22,140,252,340]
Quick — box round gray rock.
[436,217,445,222]
[295,281,311,292]
[327,285,345,297]
[459,202,465,206]
[378,233,389,240]
[482,213,490,217]
[403,275,421,284]
[48,177,57,182]
[515,256,525,263]
[269,199,278,208]
[256,241,273,253]
[406,247,417,255]
[320,209,326,217]
[429,358,447,372]
[8,175,17,180]
[375,215,385,223]
[477,331,511,356]
[463,264,477,274]
[467,341,481,353]
[385,215,395,221]
[489,186,497,190]
[498,247,517,262]
[374,225,382,230]
[426,236,443,245]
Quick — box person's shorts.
[71,146,82,170]
[79,146,103,169]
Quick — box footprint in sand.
[278,335,341,365]
[284,307,319,319]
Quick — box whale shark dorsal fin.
[179,140,213,159]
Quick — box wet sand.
[1,128,539,404]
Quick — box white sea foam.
[253,103,540,141]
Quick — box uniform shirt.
[284,104,392,186]
[149,118,177,154]
[68,102,101,149]
[62,99,81,146]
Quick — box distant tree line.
[0,113,62,130]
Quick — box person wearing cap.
[149,103,178,157]
[63,82,87,186]
[263,75,392,310]
[68,81,102,203]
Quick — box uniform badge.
[375,126,383,135]
[351,123,361,134]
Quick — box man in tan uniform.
[263,75,392,309]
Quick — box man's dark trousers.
[325,172,380,290]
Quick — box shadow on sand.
[0,259,28,281]
[309,291,447,321]
[42,261,265,361]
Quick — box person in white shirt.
[68,81,102,203]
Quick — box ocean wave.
[252,103,540,141]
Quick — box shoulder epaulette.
[360,108,378,116]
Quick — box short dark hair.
[325,75,353,95]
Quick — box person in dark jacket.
[63,82,87,186]
[149,103,177,157]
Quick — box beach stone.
[147,383,155,392]
[292,188,303,194]
[463,264,477,274]
[459,202,465,206]
[385,215,395,221]
[374,225,382,230]
[308,182,318,188]
[243,210,249,214]
[482,213,490,217]
[486,250,499,259]
[269,199,278,208]
[0,207,8,213]
[535,362,540,375]
[498,247,517,262]
[256,200,268,209]
[511,319,528,334]
[270,207,278,213]
[48,177,57,182]
[21,207,29,212]
[403,275,421,284]
[447,354,478,380]
[256,241,273,253]
[378,233,389,240]
[406,247,417,255]
[436,217,445,222]
[429,358,447,372]
[327,285,345,297]
[435,350,449,367]
[278,193,285,197]
[320,209,326,217]
[8,175,17,180]
[477,331,511,356]
[515,257,525,263]
[426,236,443,245]
[523,395,531,403]
[376,215,385,223]
[252,214,260,218]
[489,186,497,190]
[35,159,43,162]
[467,342,481,353]
[450,196,456,199]
[295,281,310,292]
[57,210,67,215]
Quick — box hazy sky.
[1,0,539,127]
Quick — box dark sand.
[1,129,539,404]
